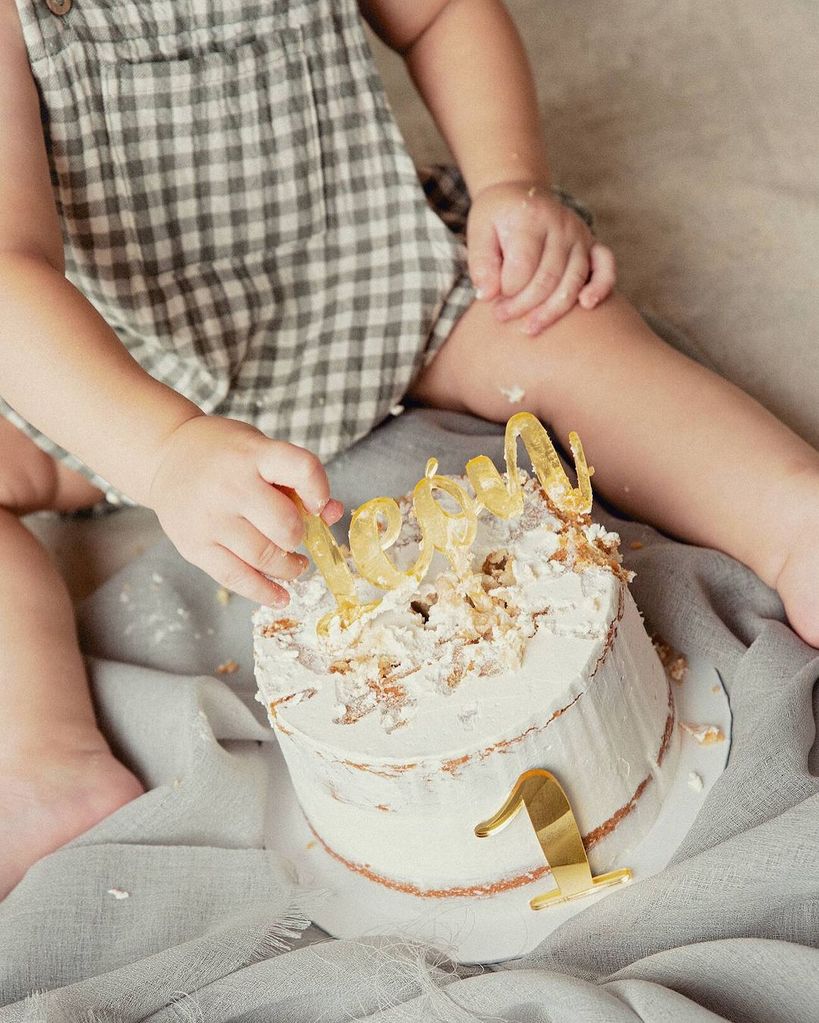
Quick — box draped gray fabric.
[1,410,817,1021]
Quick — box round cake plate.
[264,653,731,964]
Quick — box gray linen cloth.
[1,409,817,1021]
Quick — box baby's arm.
[361,0,616,332]
[0,12,339,605]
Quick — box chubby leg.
[0,419,143,900]
[410,294,819,645]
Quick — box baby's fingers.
[228,518,309,581]
[579,243,616,310]
[257,441,331,517]
[498,230,544,300]
[200,545,291,607]
[467,217,502,302]
[525,243,589,336]
[494,238,568,323]
[245,481,306,553]
[320,498,345,525]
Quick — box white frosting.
[254,474,679,892]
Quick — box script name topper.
[297,412,594,635]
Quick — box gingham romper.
[6,0,590,498]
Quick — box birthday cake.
[254,415,678,898]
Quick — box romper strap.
[14,0,68,63]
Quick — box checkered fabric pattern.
[5,0,590,501]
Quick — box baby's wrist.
[140,406,206,509]
[469,169,552,203]
[123,401,202,509]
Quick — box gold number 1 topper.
[474,769,632,910]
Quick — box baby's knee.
[0,419,99,514]
[0,450,59,516]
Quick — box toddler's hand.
[467,181,616,335]
[148,415,343,606]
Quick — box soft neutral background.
[27,0,819,592]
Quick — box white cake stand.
[264,653,731,964]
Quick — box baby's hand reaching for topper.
[467,181,616,335]
[147,415,342,606]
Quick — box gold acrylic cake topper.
[298,412,594,636]
[475,769,632,910]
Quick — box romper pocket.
[99,29,326,276]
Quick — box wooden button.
[46,0,72,16]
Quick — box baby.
[0,0,817,901]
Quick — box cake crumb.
[261,618,299,637]
[389,404,405,417]
[172,777,183,790]
[499,384,525,404]
[306,840,317,850]
[216,660,239,675]
[711,684,721,694]
[680,721,725,745]
[687,771,704,792]
[107,888,129,900]
[629,540,643,550]
[119,589,131,604]
[667,656,688,683]
[151,572,164,585]
[652,636,688,682]
[216,586,231,606]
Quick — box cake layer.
[266,589,677,891]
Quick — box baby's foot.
[0,740,144,901]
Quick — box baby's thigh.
[0,418,102,515]
[409,292,650,425]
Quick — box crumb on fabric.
[151,572,164,585]
[687,771,704,792]
[389,404,405,416]
[667,656,687,683]
[216,660,239,675]
[216,587,231,606]
[680,721,725,745]
[652,636,688,683]
[107,888,129,900]
[629,540,643,550]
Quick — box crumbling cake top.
[254,474,628,755]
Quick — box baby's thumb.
[467,217,502,302]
